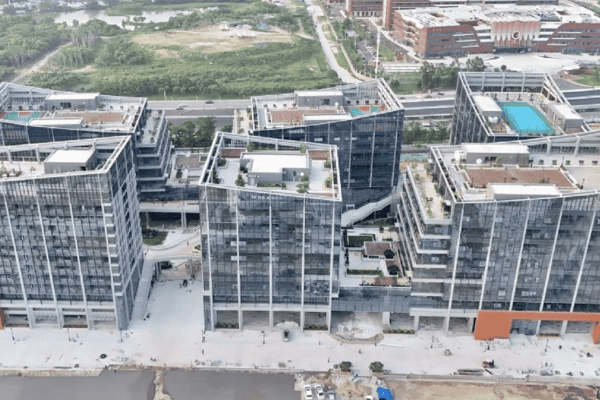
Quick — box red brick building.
[391,5,600,58]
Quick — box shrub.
[369,361,384,373]
[339,361,352,372]
[552,159,557,165]
[281,182,287,189]
[579,160,585,165]
[538,159,544,165]
[299,144,307,154]
[324,160,331,168]
[414,173,420,180]
[383,249,395,259]
[387,226,395,232]
[411,164,417,169]
[247,143,257,152]
[566,160,571,165]
[302,175,309,182]
[235,175,245,187]
[387,265,400,275]
[347,269,381,276]
[427,209,433,218]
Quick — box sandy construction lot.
[133,26,295,54]
[387,380,598,400]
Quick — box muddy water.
[0,370,155,400]
[0,370,298,400]
[163,370,298,400]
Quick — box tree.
[339,361,352,372]
[369,361,384,373]
[387,265,400,276]
[466,57,485,71]
[222,123,233,132]
[299,144,307,154]
[247,143,257,152]
[3,5,16,15]
[500,64,507,72]
[594,67,600,82]
[235,175,245,187]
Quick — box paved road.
[309,0,361,84]
[148,99,250,110]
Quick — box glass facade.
[0,138,143,329]
[199,133,342,330]
[398,141,600,334]
[253,109,403,210]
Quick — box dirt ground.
[387,380,598,400]
[132,26,294,54]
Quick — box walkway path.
[308,0,361,84]
[12,41,73,84]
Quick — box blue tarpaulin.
[377,387,394,400]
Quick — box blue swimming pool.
[499,102,554,135]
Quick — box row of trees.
[418,57,486,89]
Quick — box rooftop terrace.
[474,92,584,137]
[201,133,342,201]
[251,79,402,130]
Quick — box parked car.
[304,385,314,400]
[365,396,374,400]
[283,330,290,342]
[328,392,336,400]
[315,384,325,400]
[205,100,214,104]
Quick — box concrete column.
[300,310,305,332]
[238,309,243,331]
[560,320,568,337]
[269,310,274,327]
[413,315,419,331]
[326,310,332,332]
[574,138,581,156]
[181,211,187,229]
[382,311,391,326]
[145,212,150,229]
[468,317,475,333]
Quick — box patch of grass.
[378,45,397,62]
[389,72,421,95]
[334,50,350,70]
[345,234,375,247]
[576,74,600,87]
[142,229,168,246]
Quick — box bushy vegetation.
[403,120,451,145]
[347,269,382,276]
[0,15,64,68]
[29,38,337,98]
[383,328,415,334]
[369,361,384,373]
[170,117,216,148]
[304,324,327,330]
[339,361,352,372]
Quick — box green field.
[25,2,339,99]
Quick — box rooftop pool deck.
[499,102,554,136]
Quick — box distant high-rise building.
[250,79,404,211]
[0,137,143,330]
[199,133,342,330]
[0,83,172,198]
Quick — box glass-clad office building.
[398,133,600,336]
[0,137,143,330]
[250,79,404,210]
[451,72,585,145]
[199,133,342,330]
[0,83,172,198]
